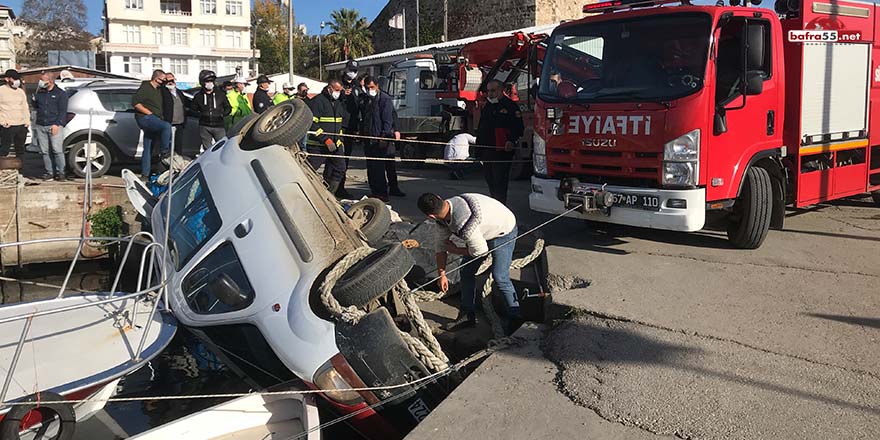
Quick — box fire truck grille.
[547,148,661,186]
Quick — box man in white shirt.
[418,192,520,331]
[444,132,478,180]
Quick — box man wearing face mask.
[305,79,349,195]
[476,79,524,205]
[225,76,252,130]
[363,75,403,201]
[192,70,231,152]
[0,69,30,158]
[272,82,294,105]
[163,72,186,153]
[132,69,172,178]
[32,73,69,180]
[252,75,274,114]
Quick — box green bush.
[88,206,122,242]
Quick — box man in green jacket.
[273,82,295,105]
[225,76,252,130]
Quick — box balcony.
[161,9,192,16]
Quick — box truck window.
[715,19,771,106]
[389,70,407,101]
[419,69,442,90]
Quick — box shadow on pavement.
[781,228,880,242]
[805,313,880,329]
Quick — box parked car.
[133,101,453,439]
[59,80,202,177]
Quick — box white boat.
[130,387,321,440]
[0,235,178,439]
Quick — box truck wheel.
[68,141,112,178]
[872,191,880,207]
[332,243,415,308]
[347,198,391,245]
[727,167,772,249]
[400,143,425,169]
[245,100,313,149]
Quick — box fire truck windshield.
[539,12,712,104]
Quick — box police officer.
[253,74,274,114]
[273,82,295,105]
[476,79,524,205]
[305,79,349,195]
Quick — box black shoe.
[441,314,477,332]
[39,173,53,181]
[54,173,67,182]
[389,187,406,197]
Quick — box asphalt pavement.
[334,156,880,439]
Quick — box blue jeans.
[458,226,519,320]
[34,124,64,175]
[136,115,172,177]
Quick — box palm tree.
[326,8,373,62]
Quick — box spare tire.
[248,100,313,149]
[0,390,76,440]
[347,198,391,245]
[332,243,415,308]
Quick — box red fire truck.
[529,0,880,248]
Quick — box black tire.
[347,198,391,245]
[228,113,260,141]
[727,167,772,249]
[0,391,76,440]
[67,141,112,178]
[248,100,313,149]
[332,243,415,308]
[872,191,880,207]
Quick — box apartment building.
[103,0,258,88]
[0,6,18,72]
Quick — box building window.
[200,0,216,15]
[161,1,182,13]
[123,56,142,74]
[170,58,188,75]
[201,59,217,72]
[171,27,188,46]
[0,39,8,50]
[125,0,143,9]
[225,31,241,49]
[152,26,163,45]
[153,57,163,71]
[200,29,215,47]
[226,0,242,16]
[124,25,141,44]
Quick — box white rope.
[307,130,531,153]
[300,151,532,164]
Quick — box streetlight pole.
[443,0,448,42]
[288,0,294,84]
[415,0,420,47]
[319,21,325,81]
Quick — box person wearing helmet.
[192,70,231,152]
[273,82,295,105]
[225,76,252,130]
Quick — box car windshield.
[539,12,712,103]
[157,164,222,270]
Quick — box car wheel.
[332,243,415,308]
[347,197,391,245]
[246,100,313,149]
[68,140,112,178]
[228,113,260,142]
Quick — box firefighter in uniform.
[476,79,524,205]
[305,79,349,195]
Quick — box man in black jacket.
[305,79,348,195]
[363,76,402,201]
[252,75,274,114]
[476,79,524,205]
[191,70,231,152]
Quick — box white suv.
[146,101,452,439]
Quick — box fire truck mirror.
[714,110,728,135]
[745,71,764,96]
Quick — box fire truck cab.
[530,0,880,248]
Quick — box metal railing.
[0,234,169,405]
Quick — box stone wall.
[369,0,587,54]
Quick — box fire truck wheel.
[727,167,772,249]
[872,191,880,207]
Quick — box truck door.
[388,69,410,118]
[707,14,782,202]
